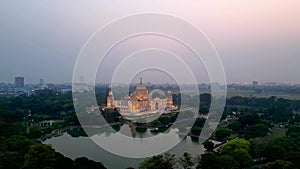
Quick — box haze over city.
[2,2,300,169]
[1,0,300,84]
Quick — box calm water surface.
[44,125,205,169]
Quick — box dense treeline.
[228,85,300,95]
[224,96,300,123]
[138,128,300,169]
[138,94,300,169]
[0,92,107,169]
[1,89,300,168]
[0,137,106,169]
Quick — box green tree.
[215,128,231,140]
[5,135,33,156]
[263,144,286,162]
[286,126,300,138]
[284,152,300,169]
[219,155,238,169]
[27,127,42,139]
[191,126,202,135]
[238,113,259,127]
[179,152,194,169]
[0,152,22,169]
[228,121,241,133]
[262,160,294,169]
[54,153,75,169]
[221,139,253,168]
[74,157,106,169]
[139,155,170,169]
[221,139,251,155]
[232,149,253,167]
[203,140,214,151]
[150,119,161,127]
[158,116,172,125]
[243,123,269,139]
[194,118,206,128]
[23,144,56,169]
[198,153,221,169]
[163,153,177,169]
[249,139,267,159]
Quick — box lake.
[44,125,205,169]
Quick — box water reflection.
[44,125,204,169]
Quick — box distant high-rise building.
[39,79,45,89]
[15,77,24,88]
[253,81,259,86]
[39,79,44,86]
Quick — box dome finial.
[140,78,143,85]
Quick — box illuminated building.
[106,78,176,113]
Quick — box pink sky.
[1,0,300,83]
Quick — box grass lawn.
[270,127,287,139]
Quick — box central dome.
[134,78,150,101]
[136,78,147,90]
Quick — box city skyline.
[1,75,300,86]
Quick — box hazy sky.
[0,0,299,84]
